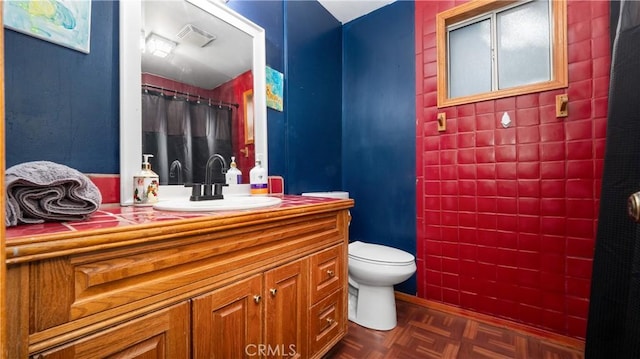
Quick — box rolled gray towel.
[5,161,102,227]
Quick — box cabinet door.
[264,259,308,359]
[33,302,190,359]
[192,275,263,359]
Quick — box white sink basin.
[153,196,282,212]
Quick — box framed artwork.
[4,0,92,54]
[243,89,254,144]
[266,66,283,111]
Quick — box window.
[436,0,567,107]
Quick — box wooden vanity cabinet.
[5,202,352,359]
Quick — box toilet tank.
[301,191,349,199]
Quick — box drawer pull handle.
[270,288,278,296]
[326,318,335,326]
[327,270,335,277]
[254,295,262,304]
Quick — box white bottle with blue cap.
[249,153,268,195]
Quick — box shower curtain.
[142,91,233,186]
[585,1,640,357]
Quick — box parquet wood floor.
[326,299,584,359]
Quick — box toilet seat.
[348,241,414,266]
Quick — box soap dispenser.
[133,154,159,206]
[226,156,242,185]
[249,153,268,195]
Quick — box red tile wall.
[87,174,120,204]
[415,0,609,339]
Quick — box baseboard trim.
[394,292,585,351]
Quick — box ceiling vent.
[176,24,216,48]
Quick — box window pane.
[449,19,492,98]
[497,0,551,89]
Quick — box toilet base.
[348,283,397,331]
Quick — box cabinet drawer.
[309,244,344,304]
[309,288,345,356]
[32,302,190,359]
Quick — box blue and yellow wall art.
[4,0,91,53]
[266,66,284,112]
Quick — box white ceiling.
[317,0,396,24]
[142,1,253,89]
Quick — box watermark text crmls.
[245,344,297,357]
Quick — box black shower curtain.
[142,91,233,185]
[585,1,640,357]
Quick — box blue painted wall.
[222,0,344,194]
[342,1,416,294]
[4,0,119,173]
[283,0,342,195]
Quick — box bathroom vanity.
[4,195,353,358]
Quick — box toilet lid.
[348,241,415,265]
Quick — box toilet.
[300,191,416,331]
[348,241,416,330]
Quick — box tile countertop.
[5,195,349,241]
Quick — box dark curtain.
[142,92,169,181]
[585,1,640,357]
[142,91,234,185]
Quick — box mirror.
[119,0,267,205]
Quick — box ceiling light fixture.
[146,33,177,58]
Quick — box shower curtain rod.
[142,83,239,108]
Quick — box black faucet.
[188,154,228,201]
[169,159,183,184]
